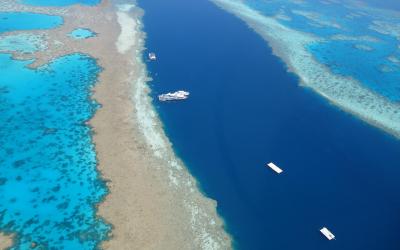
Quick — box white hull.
[158,90,190,101]
[148,52,157,60]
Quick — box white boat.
[267,162,283,174]
[158,90,190,101]
[320,227,335,240]
[148,52,156,60]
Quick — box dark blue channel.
[139,0,400,249]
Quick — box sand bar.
[0,233,13,250]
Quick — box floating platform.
[320,227,335,240]
[266,162,283,174]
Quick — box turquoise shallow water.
[0,1,111,248]
[0,53,110,249]
[0,34,46,53]
[0,12,63,33]
[246,0,400,101]
[0,1,111,249]
[0,54,109,249]
[22,0,100,6]
[69,28,96,40]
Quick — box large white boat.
[158,90,190,101]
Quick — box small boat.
[266,162,283,174]
[148,52,157,61]
[320,227,335,240]
[158,90,189,101]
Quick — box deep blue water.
[0,12,63,33]
[22,0,99,6]
[140,0,400,249]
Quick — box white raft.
[320,227,335,240]
[266,162,283,174]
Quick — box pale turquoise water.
[21,0,100,6]
[0,1,110,249]
[0,53,110,249]
[246,0,400,101]
[0,12,63,33]
[0,34,46,53]
[69,28,96,40]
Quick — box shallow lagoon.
[0,0,109,249]
[0,34,46,53]
[21,0,100,7]
[0,53,110,249]
[246,0,400,101]
[0,12,63,33]
[69,28,96,40]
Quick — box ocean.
[139,0,400,249]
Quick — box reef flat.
[0,233,13,249]
[0,0,230,249]
[210,0,400,139]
